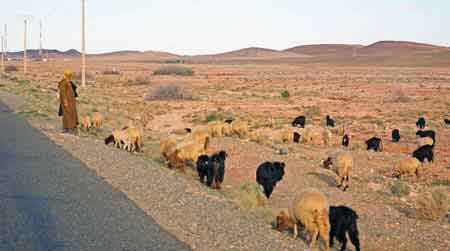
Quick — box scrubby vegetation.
[146,83,193,101]
[153,65,194,76]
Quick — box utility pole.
[81,0,86,87]
[1,35,4,73]
[3,24,7,61]
[39,19,43,58]
[23,18,27,74]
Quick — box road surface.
[0,102,191,251]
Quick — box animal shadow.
[307,171,336,187]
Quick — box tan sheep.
[112,129,132,150]
[79,115,92,131]
[91,112,104,129]
[393,157,422,178]
[301,127,323,145]
[323,152,353,191]
[232,120,249,138]
[417,137,434,148]
[123,127,143,152]
[160,136,178,159]
[222,123,233,136]
[281,128,293,143]
[323,128,332,146]
[208,121,225,137]
[173,140,205,164]
[276,189,330,251]
[185,129,210,150]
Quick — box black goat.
[444,118,450,125]
[196,155,209,183]
[416,130,436,144]
[342,134,349,147]
[366,137,383,152]
[392,129,400,142]
[326,115,335,127]
[184,128,192,133]
[207,151,227,189]
[416,117,426,129]
[256,161,285,198]
[329,206,361,251]
[413,145,434,163]
[292,115,306,128]
[293,132,301,143]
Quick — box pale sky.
[2,0,449,55]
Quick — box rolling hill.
[284,44,364,56]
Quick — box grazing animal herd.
[98,111,446,250]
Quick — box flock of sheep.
[98,111,448,251]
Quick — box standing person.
[58,70,79,133]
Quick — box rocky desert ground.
[1,45,450,250]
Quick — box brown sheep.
[417,137,434,148]
[79,115,92,131]
[393,157,422,178]
[232,120,249,138]
[112,129,132,150]
[323,153,353,191]
[276,189,330,251]
[91,112,104,129]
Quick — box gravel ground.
[0,92,311,251]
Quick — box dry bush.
[5,65,18,72]
[146,83,193,101]
[153,65,194,76]
[102,68,121,75]
[384,90,413,103]
[134,76,151,86]
[391,180,411,197]
[416,190,450,221]
[226,182,267,210]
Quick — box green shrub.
[391,180,411,197]
[153,65,194,76]
[281,90,290,99]
[432,179,450,187]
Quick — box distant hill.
[284,44,364,56]
[355,41,449,56]
[89,50,180,61]
[203,47,308,58]
[7,49,81,58]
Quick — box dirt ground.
[1,58,450,251]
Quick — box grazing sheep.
[160,136,178,159]
[207,151,227,189]
[293,132,301,143]
[166,148,185,169]
[392,129,400,142]
[301,127,331,146]
[323,128,332,146]
[123,127,143,152]
[329,206,361,251]
[393,157,422,178]
[366,137,383,152]
[104,129,132,151]
[413,145,434,163]
[326,115,335,127]
[276,189,330,251]
[417,137,434,148]
[281,128,293,143]
[342,134,349,147]
[196,155,209,183]
[416,130,436,144]
[292,115,306,128]
[91,112,103,129]
[444,118,450,125]
[208,121,225,137]
[416,117,426,129]
[323,153,353,191]
[232,120,249,138]
[256,161,285,198]
[79,115,92,131]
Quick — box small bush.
[432,179,450,187]
[102,68,121,75]
[281,90,290,99]
[5,65,18,72]
[153,65,194,76]
[134,76,151,86]
[416,190,450,221]
[391,180,411,197]
[226,182,267,210]
[146,83,193,101]
[304,106,322,118]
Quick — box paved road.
[0,102,191,251]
